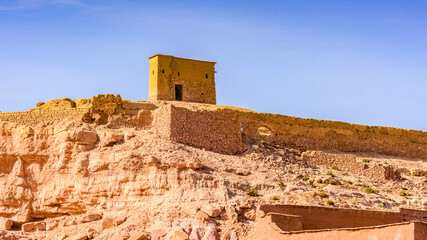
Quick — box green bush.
[326,171,335,177]
[326,200,334,206]
[365,186,379,194]
[246,189,258,197]
[271,196,279,200]
[344,180,353,185]
[362,158,371,163]
[401,186,408,190]
[302,175,309,181]
[399,191,410,196]
[331,166,339,170]
[314,191,328,198]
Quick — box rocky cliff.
[0,95,426,240]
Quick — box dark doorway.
[175,85,183,101]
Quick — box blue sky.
[0,0,426,131]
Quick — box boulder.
[151,228,169,240]
[189,226,206,240]
[102,216,127,230]
[21,221,45,232]
[244,209,256,221]
[0,218,13,230]
[201,227,218,240]
[229,231,238,240]
[195,211,210,223]
[128,232,149,240]
[185,157,203,170]
[173,229,189,240]
[81,213,102,223]
[69,233,88,240]
[201,205,223,218]
[101,217,115,230]
[87,227,98,239]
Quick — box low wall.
[259,222,426,240]
[258,205,402,230]
[255,205,427,240]
[401,208,427,223]
[154,105,244,154]
[255,213,302,234]
[0,109,88,126]
[301,151,401,182]
[238,110,427,159]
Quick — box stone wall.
[237,110,427,159]
[152,103,427,158]
[301,151,401,182]
[154,105,244,155]
[258,204,402,230]
[2,97,427,159]
[0,95,157,128]
[254,204,427,240]
[153,105,173,140]
[401,208,427,223]
[0,109,88,127]
[255,221,426,240]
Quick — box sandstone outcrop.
[0,95,425,239]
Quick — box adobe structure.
[0,55,426,239]
[148,54,216,104]
[254,204,427,240]
[0,55,426,159]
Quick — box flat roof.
[148,54,216,64]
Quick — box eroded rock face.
[0,97,426,239]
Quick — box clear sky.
[1,0,426,131]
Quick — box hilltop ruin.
[0,55,426,239]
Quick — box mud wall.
[401,208,427,223]
[153,105,173,140]
[0,110,88,127]
[238,110,427,159]
[154,105,244,155]
[255,222,426,240]
[301,151,401,182]
[258,205,402,230]
[170,106,244,154]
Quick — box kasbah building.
[148,54,427,240]
[0,54,426,239]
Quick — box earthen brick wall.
[154,105,244,155]
[0,109,88,127]
[301,151,401,181]
[238,110,427,159]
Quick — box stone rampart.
[0,95,157,127]
[2,97,426,159]
[154,105,244,155]
[0,109,88,127]
[238,110,427,159]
